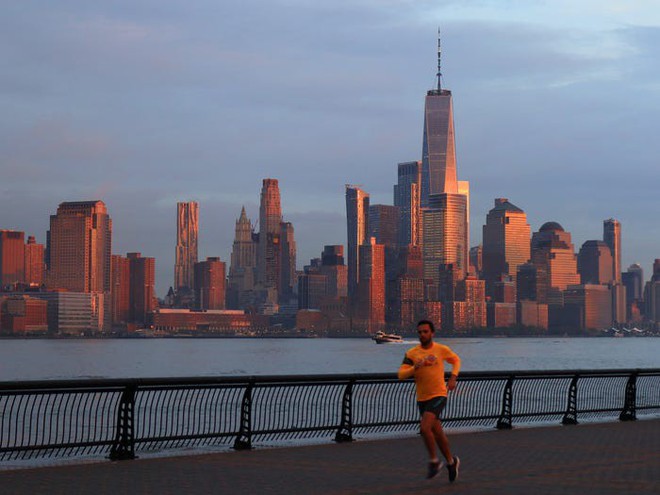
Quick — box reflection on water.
[0,337,658,381]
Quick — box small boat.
[371,331,403,344]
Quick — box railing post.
[562,374,579,425]
[619,371,638,422]
[496,376,514,430]
[233,381,253,450]
[109,384,137,461]
[334,378,354,443]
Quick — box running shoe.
[447,456,460,482]
[426,461,441,479]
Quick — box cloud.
[1,2,659,295]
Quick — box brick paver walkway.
[1,419,658,494]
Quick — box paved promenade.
[2,419,658,495]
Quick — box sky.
[1,0,659,297]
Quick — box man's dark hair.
[417,319,435,332]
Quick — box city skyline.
[1,2,659,295]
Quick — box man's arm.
[397,355,416,380]
[444,347,461,390]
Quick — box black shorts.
[417,396,447,418]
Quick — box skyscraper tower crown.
[436,28,442,91]
[421,31,458,202]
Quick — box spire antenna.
[436,28,442,91]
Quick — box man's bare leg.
[420,412,440,460]
[432,418,454,464]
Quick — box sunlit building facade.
[24,236,45,287]
[345,185,370,299]
[174,201,199,291]
[0,230,25,288]
[421,88,458,205]
[194,257,226,311]
[47,201,112,296]
[482,198,531,297]
[356,238,385,332]
[531,222,580,304]
[257,179,283,289]
[422,193,468,285]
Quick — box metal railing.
[1,368,658,462]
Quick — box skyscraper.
[257,179,283,289]
[622,263,644,305]
[531,222,580,304]
[394,161,422,247]
[482,198,531,296]
[577,240,613,285]
[194,257,226,310]
[421,34,458,204]
[279,222,296,301]
[345,185,370,299]
[422,193,468,284]
[227,207,257,309]
[368,205,400,248]
[320,245,347,298]
[356,238,385,332]
[174,201,199,291]
[47,201,112,293]
[603,218,626,324]
[0,230,25,288]
[111,254,130,328]
[603,219,621,283]
[127,252,156,325]
[419,33,469,286]
[24,236,44,287]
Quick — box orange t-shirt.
[397,342,461,401]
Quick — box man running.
[398,319,461,482]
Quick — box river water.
[1,337,658,381]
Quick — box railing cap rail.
[0,368,658,391]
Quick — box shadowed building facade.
[394,161,422,247]
[174,202,199,292]
[578,240,613,285]
[564,284,612,331]
[279,222,297,302]
[603,218,626,324]
[644,260,660,326]
[127,253,156,326]
[227,207,257,309]
[603,219,621,283]
[622,264,644,304]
